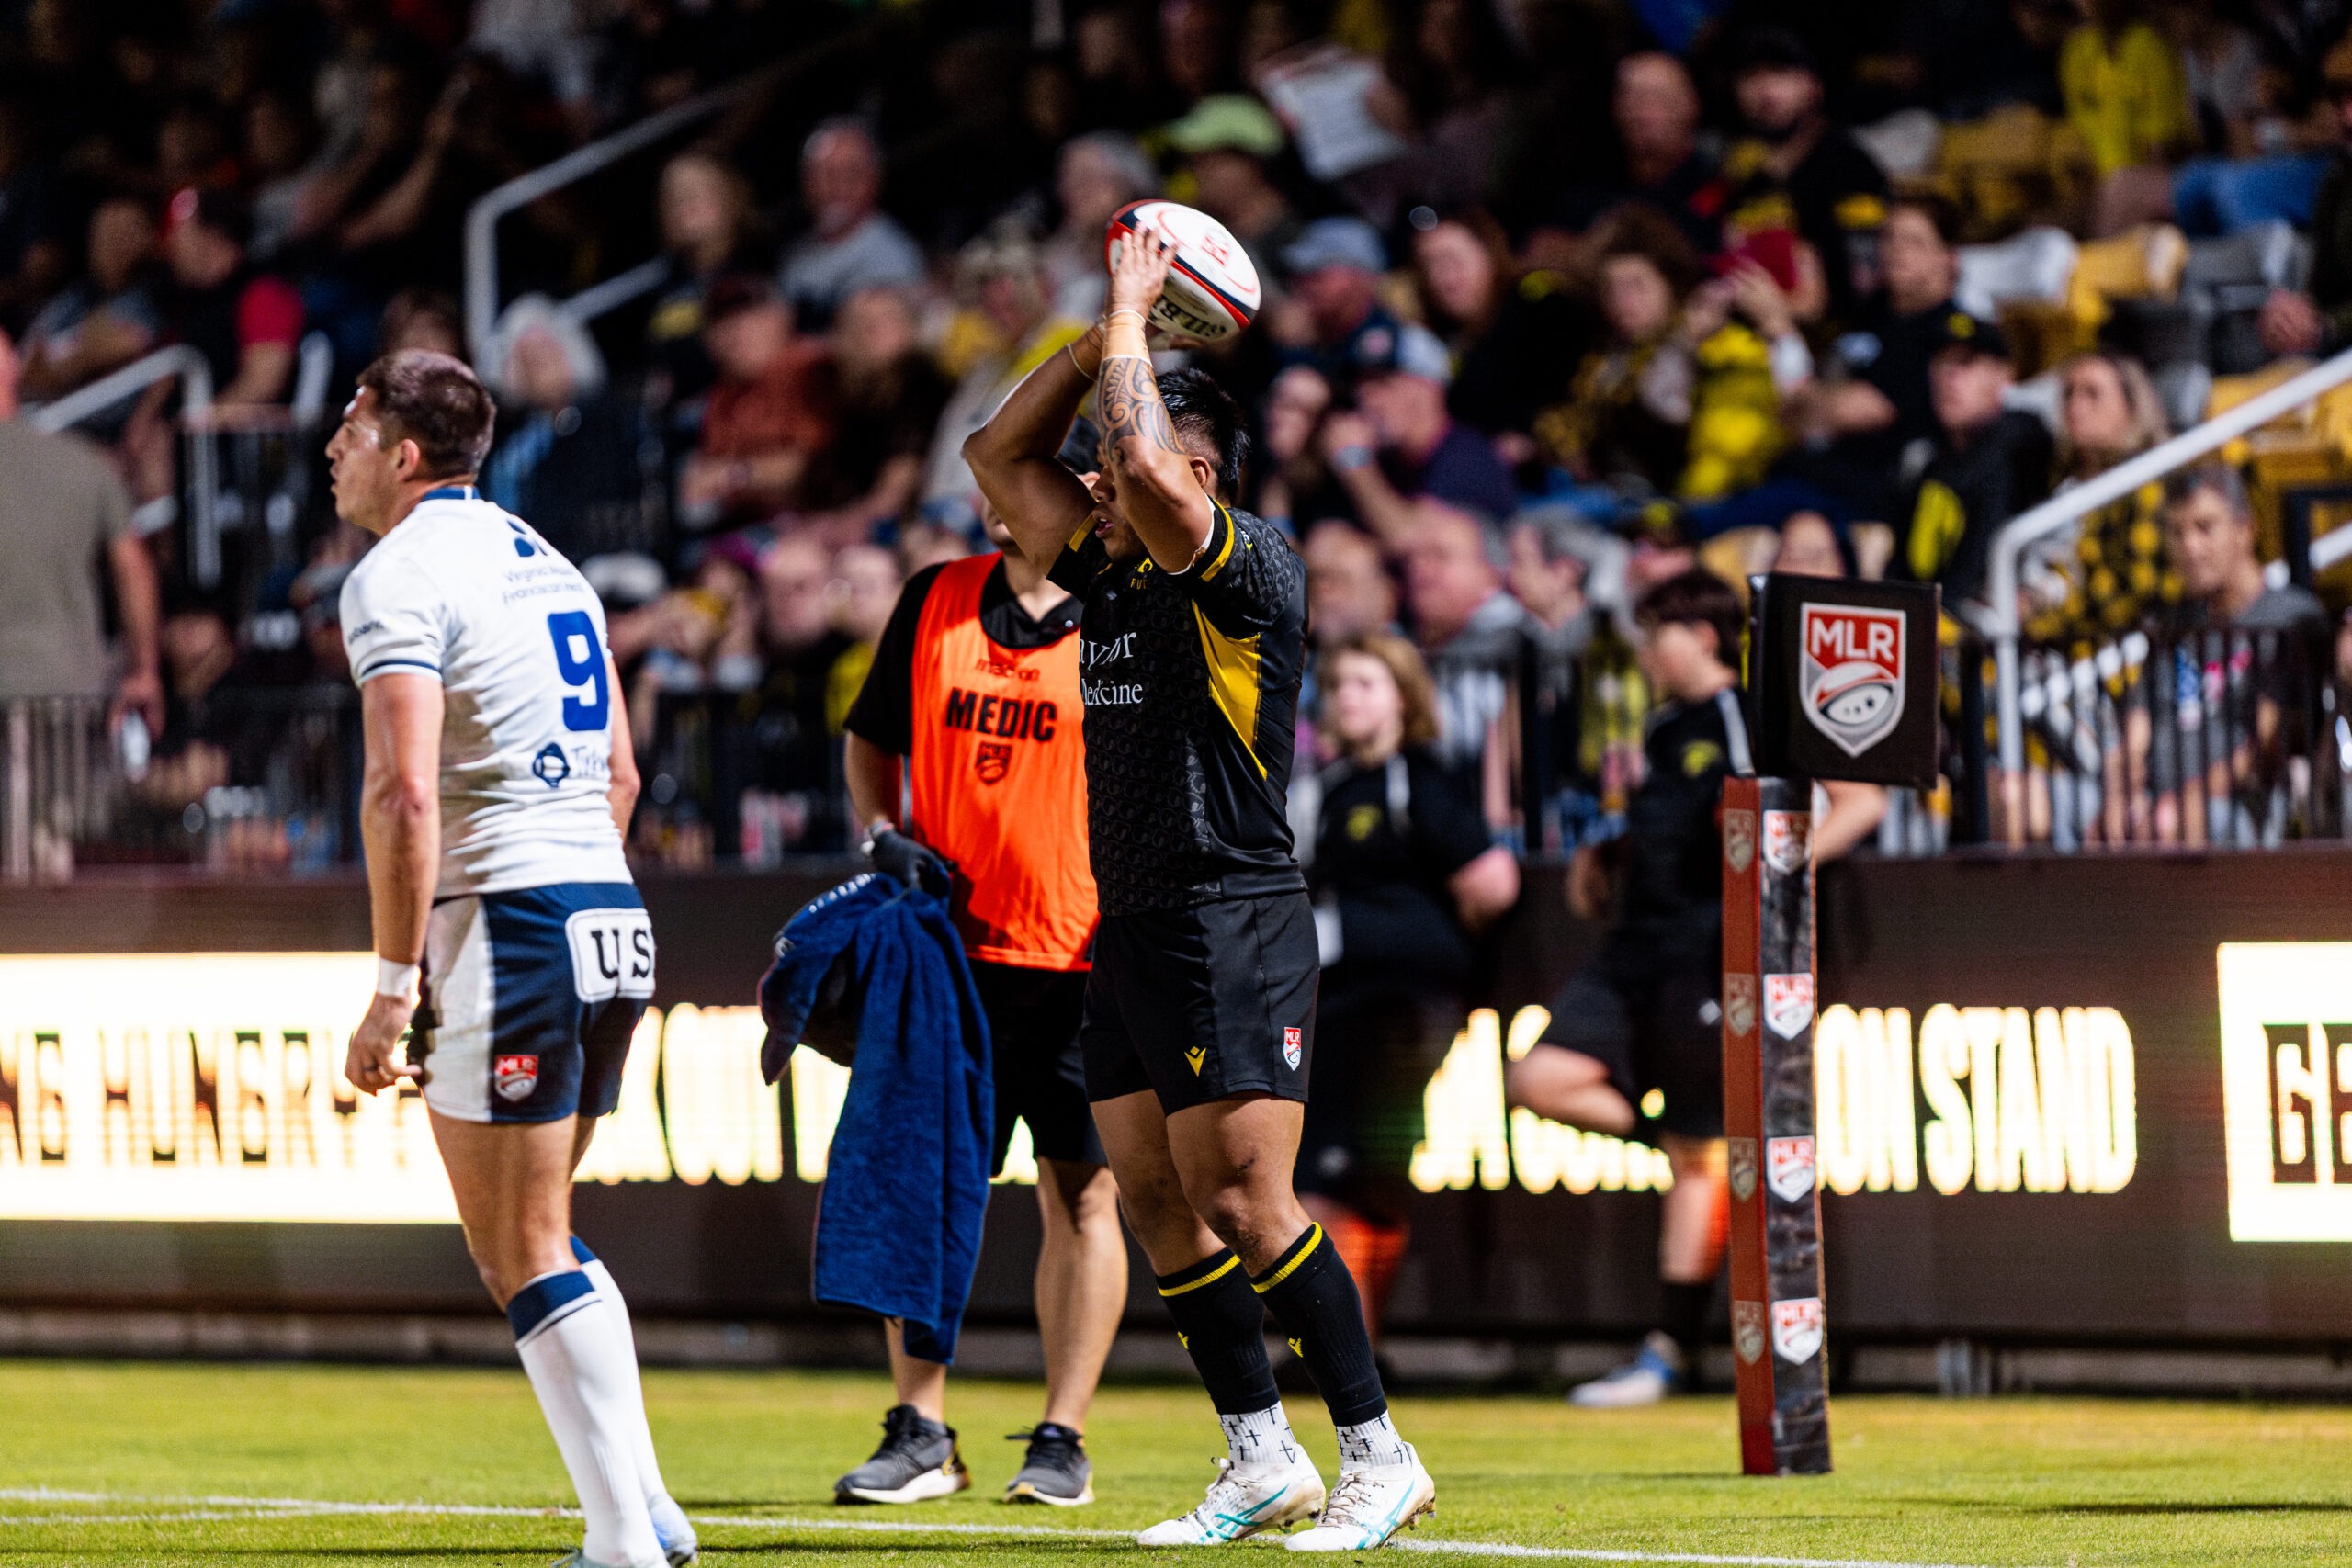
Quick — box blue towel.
[758,873,994,1363]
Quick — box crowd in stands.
[13,0,2352,868]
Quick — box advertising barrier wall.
[1,854,2349,1345]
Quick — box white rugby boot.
[1136,1454,1327,1546]
[548,1550,667,1568]
[1283,1443,1435,1552]
[648,1495,697,1564]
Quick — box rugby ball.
[1103,199,1261,344]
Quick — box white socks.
[1219,1403,1306,1471]
[573,1242,691,1550]
[509,1269,662,1568]
[1336,1410,1410,1470]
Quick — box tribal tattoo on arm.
[1098,355,1183,469]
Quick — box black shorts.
[969,960,1102,1175]
[1536,954,1723,1139]
[1082,892,1319,1115]
[1296,982,1458,1226]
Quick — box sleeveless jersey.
[907,554,1096,970]
[340,488,631,897]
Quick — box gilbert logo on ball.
[1104,199,1261,343]
[1800,603,1906,758]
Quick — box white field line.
[0,1488,2048,1568]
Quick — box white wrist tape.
[376,958,421,998]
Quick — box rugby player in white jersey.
[331,350,693,1568]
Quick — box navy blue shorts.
[413,882,653,1123]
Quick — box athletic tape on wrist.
[376,958,420,998]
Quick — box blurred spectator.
[1306,521,1400,649]
[1507,508,1600,649]
[1783,193,1962,519]
[1317,321,1519,546]
[1299,631,1519,1345]
[1254,363,1346,533]
[1407,209,1590,443]
[752,531,855,845]
[1534,209,1790,503]
[2258,33,2352,356]
[823,540,905,733]
[647,151,765,398]
[779,118,923,332]
[923,229,1087,512]
[158,187,302,411]
[682,275,835,527]
[1719,28,1891,322]
[1042,131,1159,321]
[378,288,466,358]
[243,91,324,264]
[19,197,161,408]
[1770,510,1851,579]
[805,286,948,544]
[1555,52,1724,254]
[1166,95,1297,279]
[2025,351,2176,646]
[0,331,161,735]
[1381,0,1521,217]
[1898,311,2054,606]
[1405,500,1532,801]
[469,0,604,138]
[479,295,655,562]
[2061,0,2193,175]
[2160,461,2326,637]
[1161,0,1240,107]
[1277,217,1402,383]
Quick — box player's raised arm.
[964,323,1102,571]
[348,670,442,1095]
[1096,228,1216,572]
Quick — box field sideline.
[0,1360,2346,1566]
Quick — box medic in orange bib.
[834,501,1118,1509]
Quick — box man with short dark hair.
[2162,463,2326,638]
[1507,567,1749,1407]
[967,228,1434,1552]
[331,349,692,1568]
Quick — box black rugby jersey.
[1048,502,1307,915]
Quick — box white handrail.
[28,344,211,434]
[1987,344,2352,778]
[24,345,224,588]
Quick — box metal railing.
[462,28,876,354]
[26,346,221,584]
[1985,345,2352,788]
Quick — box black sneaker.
[833,1404,971,1505]
[1001,1423,1093,1506]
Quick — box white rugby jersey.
[341,487,632,897]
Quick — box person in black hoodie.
[1898,310,2053,611]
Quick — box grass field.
[0,1360,2348,1566]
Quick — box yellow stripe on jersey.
[1198,501,1238,581]
[1067,516,1096,553]
[1193,603,1265,777]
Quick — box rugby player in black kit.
[966,225,1434,1551]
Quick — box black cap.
[1733,25,1819,78]
[1927,308,2011,361]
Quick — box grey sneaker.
[1002,1423,1093,1506]
[833,1404,972,1505]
